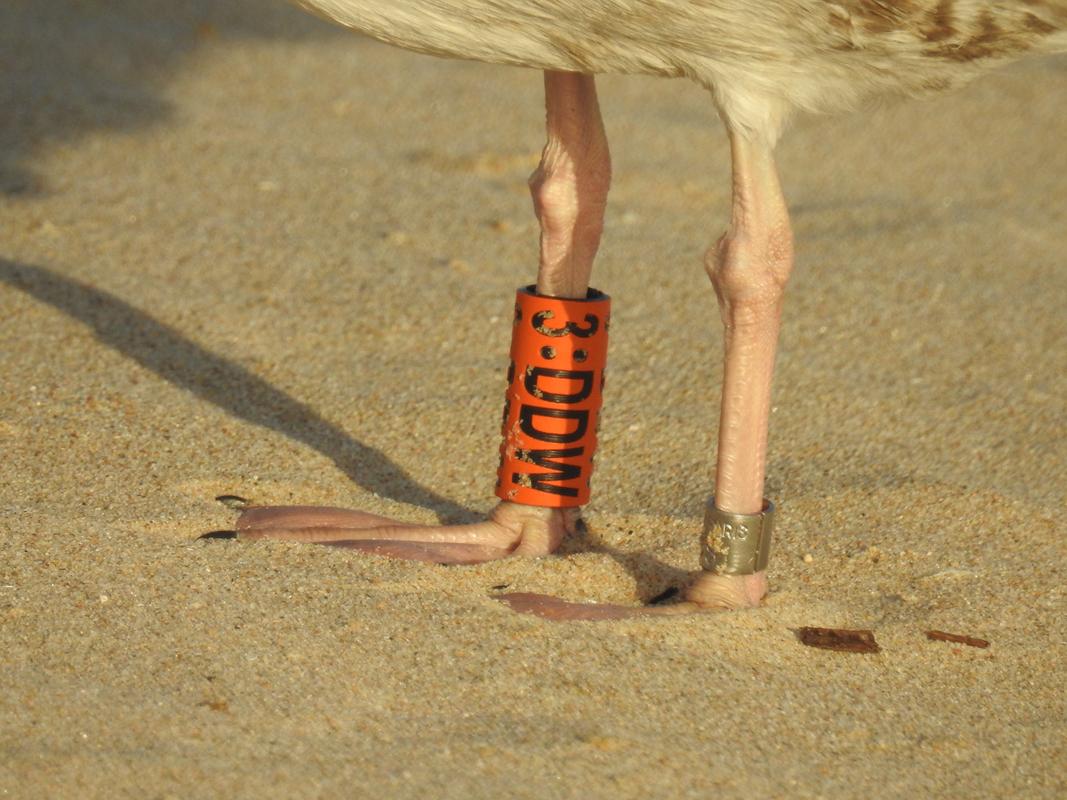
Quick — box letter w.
[513,447,584,497]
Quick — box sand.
[1,1,1065,797]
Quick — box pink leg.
[685,129,793,609]
[230,71,611,564]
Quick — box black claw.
[648,586,679,605]
[215,494,250,510]
[199,530,238,540]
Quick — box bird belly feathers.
[292,0,1066,135]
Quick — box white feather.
[292,0,1067,137]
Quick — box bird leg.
[230,71,611,564]
[685,129,793,609]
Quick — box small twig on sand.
[925,630,990,649]
[796,627,881,653]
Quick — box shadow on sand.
[0,258,477,523]
[1,263,691,597]
[0,0,342,196]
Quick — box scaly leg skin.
[683,129,793,611]
[231,71,611,565]
[501,127,794,619]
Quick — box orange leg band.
[495,286,611,507]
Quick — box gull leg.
[227,71,611,564]
[685,129,793,609]
[509,69,611,554]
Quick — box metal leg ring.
[699,498,775,575]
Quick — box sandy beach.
[2,1,1065,797]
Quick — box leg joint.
[529,143,611,233]
[704,223,794,312]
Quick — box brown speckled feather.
[830,0,1065,60]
